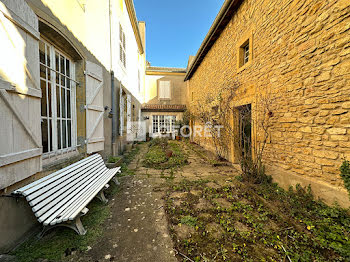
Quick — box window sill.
[42,147,79,166]
[237,60,252,73]
[158,98,171,101]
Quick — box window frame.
[237,31,253,72]
[39,38,77,158]
[152,115,176,134]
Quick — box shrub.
[107,156,121,163]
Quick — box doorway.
[238,104,252,160]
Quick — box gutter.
[125,0,144,54]
[184,0,240,81]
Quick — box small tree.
[192,80,275,183]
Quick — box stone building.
[0,0,145,252]
[142,66,187,137]
[186,0,350,207]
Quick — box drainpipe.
[109,0,115,153]
[111,71,116,144]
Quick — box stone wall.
[188,0,350,202]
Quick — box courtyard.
[12,140,350,262]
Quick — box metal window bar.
[39,62,80,85]
[244,44,249,64]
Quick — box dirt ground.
[65,141,240,262]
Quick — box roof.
[141,104,187,112]
[146,66,186,76]
[125,0,144,54]
[184,0,242,81]
[146,66,186,73]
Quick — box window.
[159,81,170,99]
[152,115,159,133]
[237,32,253,70]
[152,115,176,134]
[39,40,76,154]
[119,24,126,68]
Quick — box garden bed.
[164,178,350,261]
[143,138,188,169]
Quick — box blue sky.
[133,0,225,68]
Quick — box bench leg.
[97,190,108,204]
[112,176,120,186]
[39,217,87,237]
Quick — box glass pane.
[46,46,50,67]
[48,82,52,117]
[60,56,65,74]
[67,90,71,118]
[61,76,65,87]
[40,65,46,79]
[56,71,59,84]
[66,59,70,76]
[56,86,61,117]
[67,120,72,147]
[61,88,66,118]
[67,78,71,89]
[40,80,47,117]
[49,119,52,152]
[55,53,59,72]
[62,120,67,148]
[57,120,61,149]
[39,42,45,64]
[41,118,48,153]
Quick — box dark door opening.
[238,104,252,160]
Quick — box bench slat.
[20,155,102,197]
[33,164,107,216]
[13,154,100,195]
[29,160,105,206]
[52,169,116,225]
[65,167,121,223]
[38,167,109,224]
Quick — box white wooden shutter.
[165,82,171,98]
[0,1,42,190]
[85,61,104,154]
[159,81,170,99]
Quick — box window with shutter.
[159,81,170,99]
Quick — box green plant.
[150,137,168,149]
[107,156,121,163]
[340,159,350,199]
[180,215,197,227]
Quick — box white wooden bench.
[12,154,121,236]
